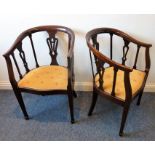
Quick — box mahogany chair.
[3,25,77,123]
[86,28,152,136]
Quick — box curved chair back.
[86,27,152,102]
[3,25,75,85]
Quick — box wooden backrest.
[3,25,75,81]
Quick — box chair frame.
[3,25,77,123]
[86,28,152,136]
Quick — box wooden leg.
[72,73,77,98]
[137,90,143,106]
[88,89,98,116]
[119,105,130,136]
[73,90,77,98]
[68,90,75,124]
[13,89,29,120]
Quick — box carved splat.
[122,39,130,65]
[17,42,30,73]
[46,34,58,65]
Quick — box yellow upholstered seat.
[95,67,145,100]
[18,65,68,91]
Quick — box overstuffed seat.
[18,65,68,91]
[3,25,76,123]
[86,27,152,136]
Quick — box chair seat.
[95,67,145,100]
[18,65,68,91]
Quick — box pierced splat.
[122,39,130,65]
[17,42,30,73]
[46,34,58,65]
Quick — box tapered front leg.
[88,89,98,116]
[13,88,29,120]
[136,90,143,106]
[119,105,130,136]
[68,89,75,124]
[73,90,77,98]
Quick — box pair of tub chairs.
[3,25,152,136]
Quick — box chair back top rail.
[86,27,152,48]
[3,25,75,82]
[86,27,152,72]
[3,25,75,57]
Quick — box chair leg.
[88,89,98,116]
[13,89,29,120]
[73,90,77,98]
[136,90,143,106]
[68,90,75,124]
[72,72,77,98]
[119,105,130,136]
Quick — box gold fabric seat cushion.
[18,65,68,91]
[95,67,145,100]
